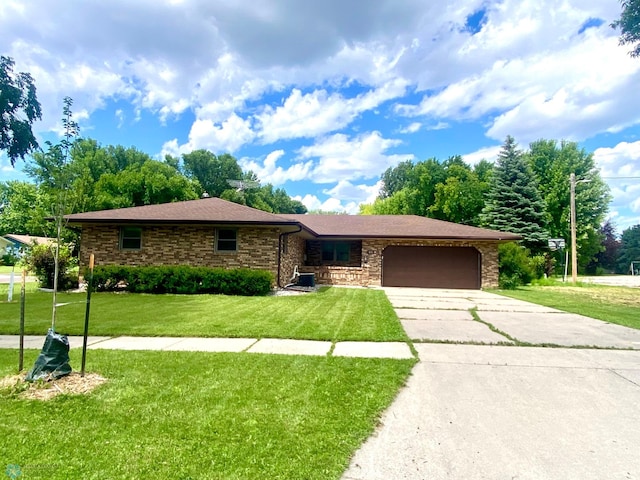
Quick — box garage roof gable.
[283,214,521,241]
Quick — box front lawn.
[0,287,408,342]
[494,284,640,330]
[0,349,415,480]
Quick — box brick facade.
[79,225,500,289]
[79,224,281,281]
[279,234,305,286]
[299,238,499,289]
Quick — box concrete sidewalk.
[0,334,415,359]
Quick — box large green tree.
[92,160,199,210]
[481,136,548,253]
[0,181,51,236]
[612,0,640,57]
[526,139,610,270]
[617,224,640,273]
[365,156,490,225]
[428,161,491,226]
[367,158,448,216]
[0,56,42,166]
[182,150,243,198]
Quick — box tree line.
[361,135,636,275]
[1,140,307,243]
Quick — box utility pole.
[570,173,577,283]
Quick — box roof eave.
[304,233,522,241]
[65,218,302,227]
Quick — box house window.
[321,241,350,262]
[216,229,237,252]
[120,227,142,250]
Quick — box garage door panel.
[382,246,480,289]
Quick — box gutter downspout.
[277,225,302,288]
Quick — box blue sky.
[1,0,639,232]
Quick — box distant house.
[65,198,520,289]
[1,234,55,256]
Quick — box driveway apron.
[342,287,640,480]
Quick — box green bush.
[91,265,274,296]
[1,249,19,266]
[498,242,541,289]
[23,242,77,290]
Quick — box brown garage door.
[382,246,480,289]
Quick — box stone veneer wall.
[299,238,500,289]
[79,224,281,281]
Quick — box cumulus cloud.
[239,150,314,185]
[323,180,381,203]
[2,0,639,227]
[400,25,640,145]
[298,132,414,183]
[256,79,407,144]
[163,113,254,154]
[593,141,640,231]
[462,145,502,165]
[293,194,360,214]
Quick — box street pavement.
[342,343,640,480]
[342,287,640,480]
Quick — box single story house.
[65,197,521,289]
[1,234,55,255]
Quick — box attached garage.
[382,246,481,289]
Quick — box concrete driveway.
[342,288,640,480]
[387,287,640,349]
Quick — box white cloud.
[593,141,640,231]
[323,180,381,203]
[293,194,360,214]
[164,113,255,154]
[256,79,407,144]
[462,145,502,165]
[426,121,449,131]
[401,27,640,144]
[239,149,313,185]
[398,122,422,134]
[594,141,640,177]
[298,131,414,183]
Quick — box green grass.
[0,349,415,480]
[0,265,23,274]
[493,283,640,330]
[0,287,408,342]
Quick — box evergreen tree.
[617,224,640,273]
[482,136,548,253]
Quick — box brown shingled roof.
[64,197,520,241]
[64,197,297,225]
[283,214,521,241]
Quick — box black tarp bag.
[25,328,72,381]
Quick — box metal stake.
[19,269,26,372]
[81,254,95,377]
